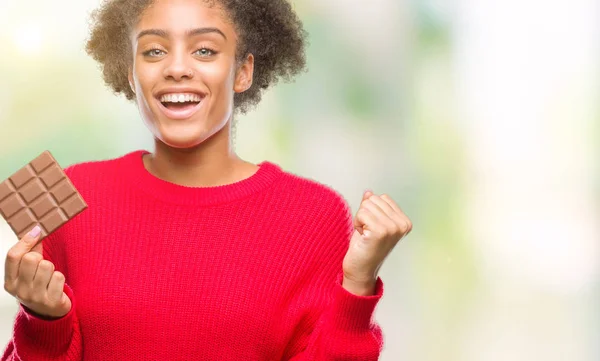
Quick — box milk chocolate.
[0,150,87,240]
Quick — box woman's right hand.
[3,225,72,319]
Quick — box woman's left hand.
[342,190,412,294]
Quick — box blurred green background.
[1,0,598,360]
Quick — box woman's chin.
[148,127,197,147]
[157,134,204,149]
[144,113,226,149]
[150,121,210,149]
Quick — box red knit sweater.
[2,150,384,360]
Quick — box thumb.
[31,241,43,255]
[354,190,373,234]
[351,228,367,243]
[59,292,72,312]
[21,225,42,250]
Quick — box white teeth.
[160,93,203,103]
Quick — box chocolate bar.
[0,150,87,240]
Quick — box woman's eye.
[142,48,214,58]
[143,48,164,57]
[195,48,214,57]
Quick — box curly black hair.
[84,0,308,114]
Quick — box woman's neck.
[143,139,258,188]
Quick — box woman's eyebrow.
[136,27,227,41]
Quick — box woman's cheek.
[136,65,160,89]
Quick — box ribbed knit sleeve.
[1,166,83,361]
[286,192,385,360]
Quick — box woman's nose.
[162,52,194,81]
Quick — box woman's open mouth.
[155,94,204,120]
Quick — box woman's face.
[128,0,253,149]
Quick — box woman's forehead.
[135,0,233,38]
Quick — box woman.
[2,0,412,359]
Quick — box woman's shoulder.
[273,168,355,250]
[59,150,142,193]
[276,166,353,219]
[63,150,140,179]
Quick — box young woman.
[2,0,412,359]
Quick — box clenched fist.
[3,225,71,319]
[342,190,412,295]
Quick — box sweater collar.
[119,149,282,206]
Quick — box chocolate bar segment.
[0,150,87,240]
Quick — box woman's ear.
[128,68,135,94]
[234,53,254,93]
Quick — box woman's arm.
[284,193,386,360]
[2,166,84,361]
[287,273,384,361]
[2,282,83,361]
